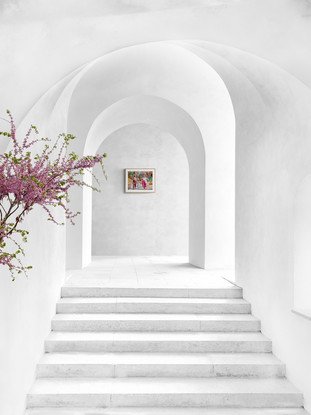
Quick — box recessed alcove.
[92,123,189,257]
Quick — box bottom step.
[27,377,302,408]
[25,408,309,415]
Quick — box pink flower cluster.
[0,111,106,280]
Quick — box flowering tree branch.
[0,110,107,280]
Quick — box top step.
[61,286,242,299]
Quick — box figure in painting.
[141,174,147,190]
[132,174,137,190]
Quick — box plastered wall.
[0,211,66,415]
[92,124,189,256]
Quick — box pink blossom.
[0,111,106,280]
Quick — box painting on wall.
[125,168,156,193]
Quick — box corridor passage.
[64,256,235,290]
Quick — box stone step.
[27,377,303,408]
[61,287,243,299]
[25,408,309,415]
[57,298,251,314]
[37,352,285,378]
[51,314,260,332]
[45,331,272,353]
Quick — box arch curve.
[18,40,239,272]
[80,95,206,268]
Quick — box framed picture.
[125,168,156,193]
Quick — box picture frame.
[125,168,156,193]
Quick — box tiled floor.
[65,256,235,288]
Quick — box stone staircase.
[25,284,307,414]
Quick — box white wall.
[187,42,311,412]
[293,175,311,315]
[92,124,189,256]
[0,83,68,415]
[0,211,65,415]
[229,57,311,413]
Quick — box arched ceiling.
[15,40,311,271]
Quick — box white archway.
[64,43,235,270]
[80,96,205,268]
[18,41,239,272]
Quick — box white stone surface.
[56,297,251,314]
[62,257,239,298]
[51,313,260,332]
[25,408,309,415]
[61,287,242,299]
[45,331,272,353]
[27,377,302,408]
[37,352,285,378]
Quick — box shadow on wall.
[293,174,311,319]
